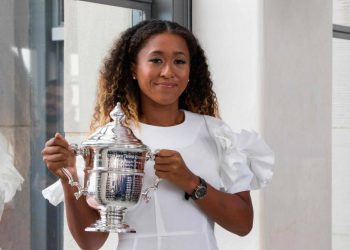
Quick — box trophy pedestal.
[85,222,136,233]
[85,207,136,233]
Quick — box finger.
[156,149,177,157]
[154,163,171,172]
[55,132,63,139]
[154,156,174,165]
[45,137,56,147]
[42,146,70,156]
[45,137,67,148]
[46,134,69,148]
[43,153,69,162]
[55,133,70,148]
[155,170,168,179]
[45,161,68,170]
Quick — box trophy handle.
[60,143,90,200]
[145,150,155,161]
[61,167,88,199]
[142,149,161,202]
[70,143,90,158]
[141,177,161,203]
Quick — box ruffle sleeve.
[42,157,85,206]
[0,134,24,220]
[212,122,274,194]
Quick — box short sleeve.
[0,135,24,203]
[211,121,275,194]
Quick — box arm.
[61,179,109,250]
[192,184,253,236]
[154,150,253,236]
[42,133,108,250]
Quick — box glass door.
[0,0,190,249]
[64,1,148,248]
[63,0,191,248]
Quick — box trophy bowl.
[61,103,158,233]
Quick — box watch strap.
[184,176,207,200]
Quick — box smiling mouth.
[155,82,178,88]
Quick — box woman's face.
[133,32,190,109]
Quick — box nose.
[160,62,175,78]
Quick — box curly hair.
[90,19,219,131]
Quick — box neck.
[139,102,184,127]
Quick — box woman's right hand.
[41,132,77,181]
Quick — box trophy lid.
[82,102,148,150]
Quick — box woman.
[42,20,274,250]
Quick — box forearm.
[153,150,254,236]
[194,185,253,236]
[61,180,108,250]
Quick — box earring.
[132,76,136,80]
[188,79,190,82]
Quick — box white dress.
[42,111,274,250]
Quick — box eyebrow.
[148,50,187,56]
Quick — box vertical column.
[261,1,332,249]
[192,1,262,249]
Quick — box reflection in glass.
[63,1,145,248]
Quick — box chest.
[140,125,221,189]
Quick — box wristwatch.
[185,176,207,200]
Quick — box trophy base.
[85,222,136,233]
[85,206,136,233]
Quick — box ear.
[130,63,136,78]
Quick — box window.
[332,1,350,249]
[0,0,191,249]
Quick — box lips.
[154,82,178,88]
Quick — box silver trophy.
[61,103,159,233]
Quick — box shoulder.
[183,110,224,129]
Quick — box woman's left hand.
[154,149,199,193]
[154,150,253,236]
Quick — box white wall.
[192,0,261,131]
[193,0,332,250]
[192,1,262,249]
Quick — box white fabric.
[0,133,24,220]
[209,119,274,193]
[42,111,274,250]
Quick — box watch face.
[194,186,207,199]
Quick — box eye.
[174,59,187,65]
[149,58,163,64]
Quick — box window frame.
[79,0,192,29]
[333,24,350,40]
